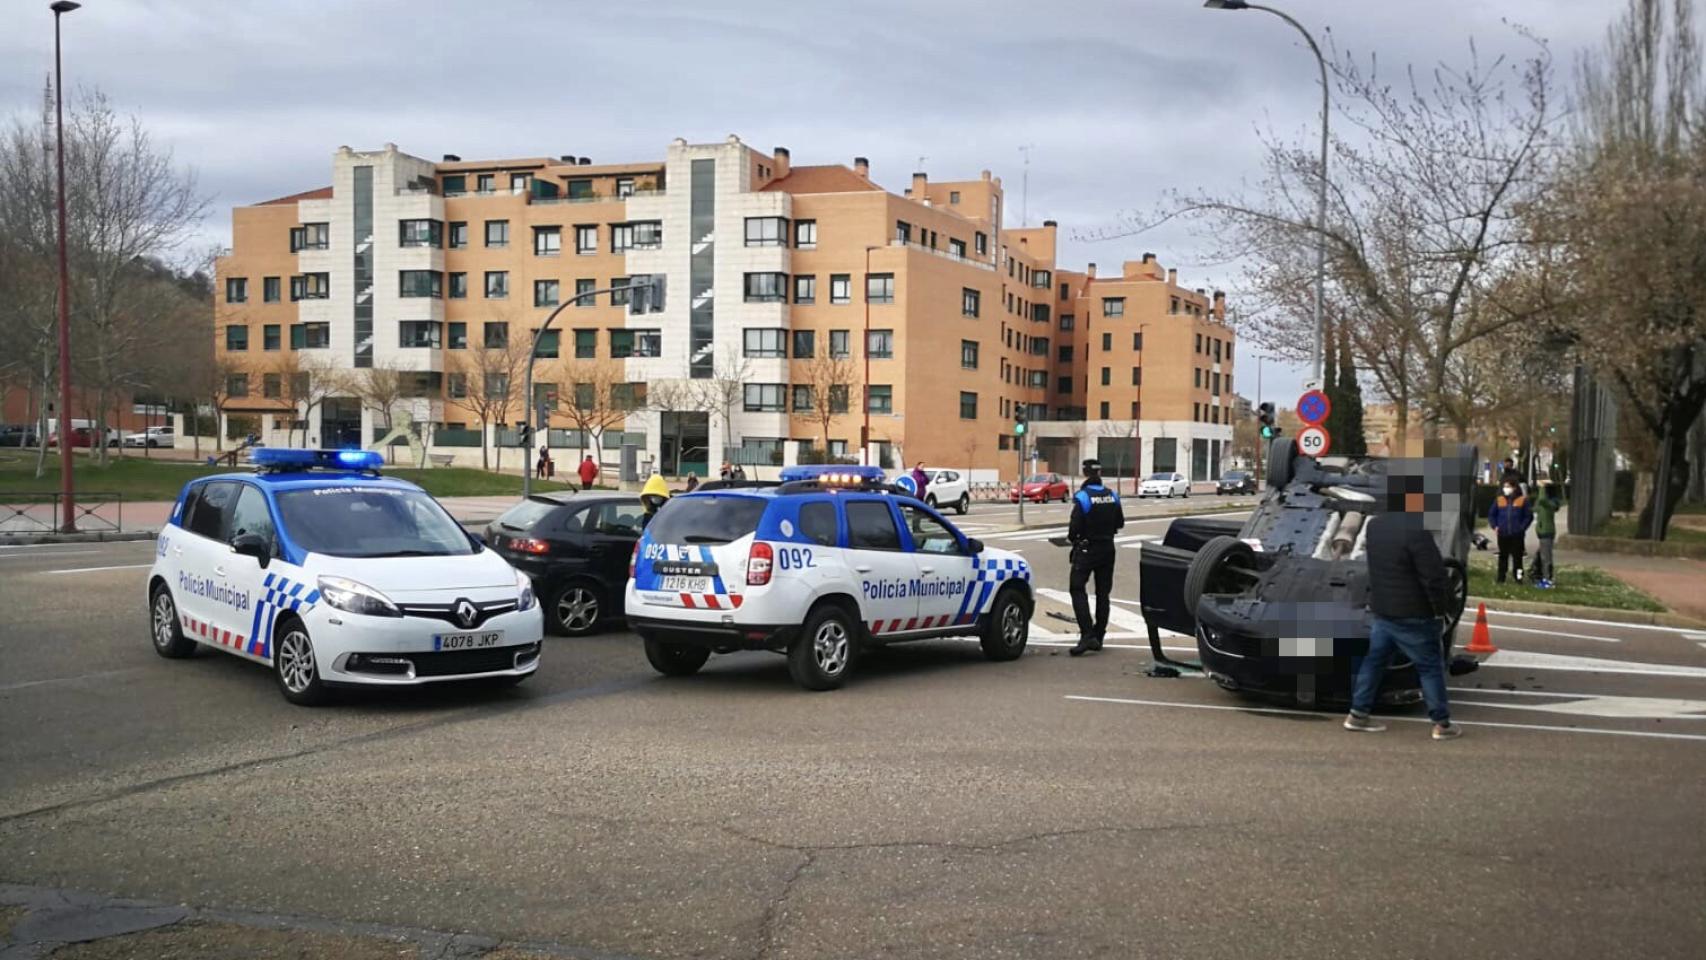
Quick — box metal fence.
[0,493,124,535]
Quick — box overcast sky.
[1,0,1645,404]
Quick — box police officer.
[1068,458,1124,656]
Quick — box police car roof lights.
[778,465,887,484]
[250,448,385,473]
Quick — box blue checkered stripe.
[954,555,1031,624]
[246,571,322,660]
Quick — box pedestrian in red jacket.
[577,455,599,491]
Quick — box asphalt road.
[3,536,1705,959]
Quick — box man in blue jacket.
[1488,481,1533,584]
[1068,459,1125,656]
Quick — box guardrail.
[0,492,124,535]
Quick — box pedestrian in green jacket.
[1532,482,1560,587]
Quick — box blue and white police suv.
[146,449,543,704]
[625,465,1033,690]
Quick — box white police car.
[624,465,1033,690]
[146,449,543,704]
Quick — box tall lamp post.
[51,0,80,533]
[1204,0,1329,387]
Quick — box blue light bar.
[779,464,888,483]
[251,448,384,471]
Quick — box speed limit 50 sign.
[1296,425,1331,458]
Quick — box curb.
[1465,594,1704,629]
[0,530,156,545]
[1558,534,1706,560]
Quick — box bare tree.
[693,345,751,464]
[349,360,411,462]
[446,335,528,471]
[797,351,858,456]
[561,359,636,465]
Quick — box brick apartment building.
[212,136,1234,481]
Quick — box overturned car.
[1139,438,1476,706]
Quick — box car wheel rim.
[152,593,175,649]
[557,588,598,632]
[1000,603,1025,649]
[813,621,849,675]
[278,629,315,693]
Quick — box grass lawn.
[0,451,578,501]
[1466,553,1664,613]
[1596,516,1706,544]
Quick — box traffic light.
[1257,402,1277,439]
[1014,406,1028,437]
[517,423,533,447]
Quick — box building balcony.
[887,239,995,272]
[529,190,665,206]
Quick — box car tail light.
[509,537,550,555]
[747,541,773,586]
[629,541,640,578]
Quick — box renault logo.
[454,599,479,628]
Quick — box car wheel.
[550,581,603,636]
[926,494,938,509]
[149,584,196,659]
[1442,560,1470,638]
[273,618,329,706]
[979,586,1029,661]
[643,635,710,676]
[788,604,855,690]
[1266,436,1295,488]
[1183,536,1260,616]
[956,494,969,515]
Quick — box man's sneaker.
[1088,633,1105,651]
[1343,714,1386,733]
[1069,638,1093,657]
[1432,722,1463,740]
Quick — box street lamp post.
[50,0,80,533]
[1204,0,1329,387]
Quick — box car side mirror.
[467,531,486,551]
[230,533,271,568]
[966,538,985,555]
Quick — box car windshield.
[275,486,474,558]
[646,494,767,545]
[1148,473,1173,481]
[493,498,561,531]
[1026,475,1051,483]
[1223,472,1247,480]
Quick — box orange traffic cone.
[1464,602,1498,654]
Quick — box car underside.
[1140,438,1477,706]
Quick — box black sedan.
[1216,470,1256,495]
[486,492,647,636]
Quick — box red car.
[1009,472,1071,503]
[47,427,115,448]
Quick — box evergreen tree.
[1337,323,1368,455]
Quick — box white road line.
[1480,624,1623,644]
[1479,649,1706,678]
[1065,695,1706,743]
[1484,609,1696,635]
[0,549,102,560]
[1684,632,1706,642]
[1448,696,1706,720]
[35,563,152,575]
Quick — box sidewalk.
[1556,547,1706,623]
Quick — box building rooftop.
[257,186,333,206]
[760,164,881,194]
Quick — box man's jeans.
[1350,615,1452,724]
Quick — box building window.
[290,322,330,349]
[829,330,850,358]
[225,325,248,351]
[476,174,494,194]
[791,385,814,413]
[1194,368,1202,388]
[441,175,466,197]
[829,274,851,305]
[1211,371,1221,394]
[399,270,443,299]
[574,278,595,306]
[485,374,509,400]
[610,276,632,306]
[1059,313,1074,331]
[289,222,329,251]
[261,276,280,303]
[448,322,467,350]
[1133,332,1144,350]
[288,273,329,301]
[743,272,789,303]
[534,226,562,256]
[262,373,282,399]
[449,272,467,299]
[574,329,596,358]
[262,324,281,351]
[227,373,249,398]
[1195,333,1203,353]
[743,328,788,358]
[611,220,662,252]
[1101,367,1111,386]
[865,273,895,304]
[894,221,912,244]
[1132,367,1142,385]
[961,340,979,369]
[574,224,597,255]
[509,173,530,195]
[484,271,509,299]
[867,385,893,414]
[399,321,441,349]
[448,221,468,248]
[949,190,961,204]
[743,383,786,412]
[564,178,593,200]
[533,330,560,359]
[484,220,509,248]
[744,216,788,247]
[794,219,817,249]
[1057,376,1071,393]
[1033,269,1052,289]
[975,232,988,255]
[962,288,980,317]
[634,329,662,357]
[1028,370,1047,388]
[399,219,442,248]
[793,275,816,304]
[825,384,849,414]
[866,329,893,359]
[791,329,815,358]
[225,277,247,303]
[1058,345,1073,362]
[999,435,1010,451]
[535,279,560,307]
[484,322,508,348]
[946,238,966,260]
[1103,297,1125,318]
[1102,332,1112,351]
[608,176,631,198]
[959,391,977,420]
[447,373,468,399]
[1032,304,1051,325]
[1171,297,1182,315]
[1100,401,1110,419]
[612,382,648,411]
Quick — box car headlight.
[515,569,536,612]
[316,576,402,618]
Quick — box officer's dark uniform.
[1068,460,1124,655]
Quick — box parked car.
[1009,473,1070,503]
[124,426,175,448]
[0,424,37,447]
[47,427,118,448]
[1137,472,1191,498]
[921,468,971,515]
[486,492,647,636]
[1216,470,1256,495]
